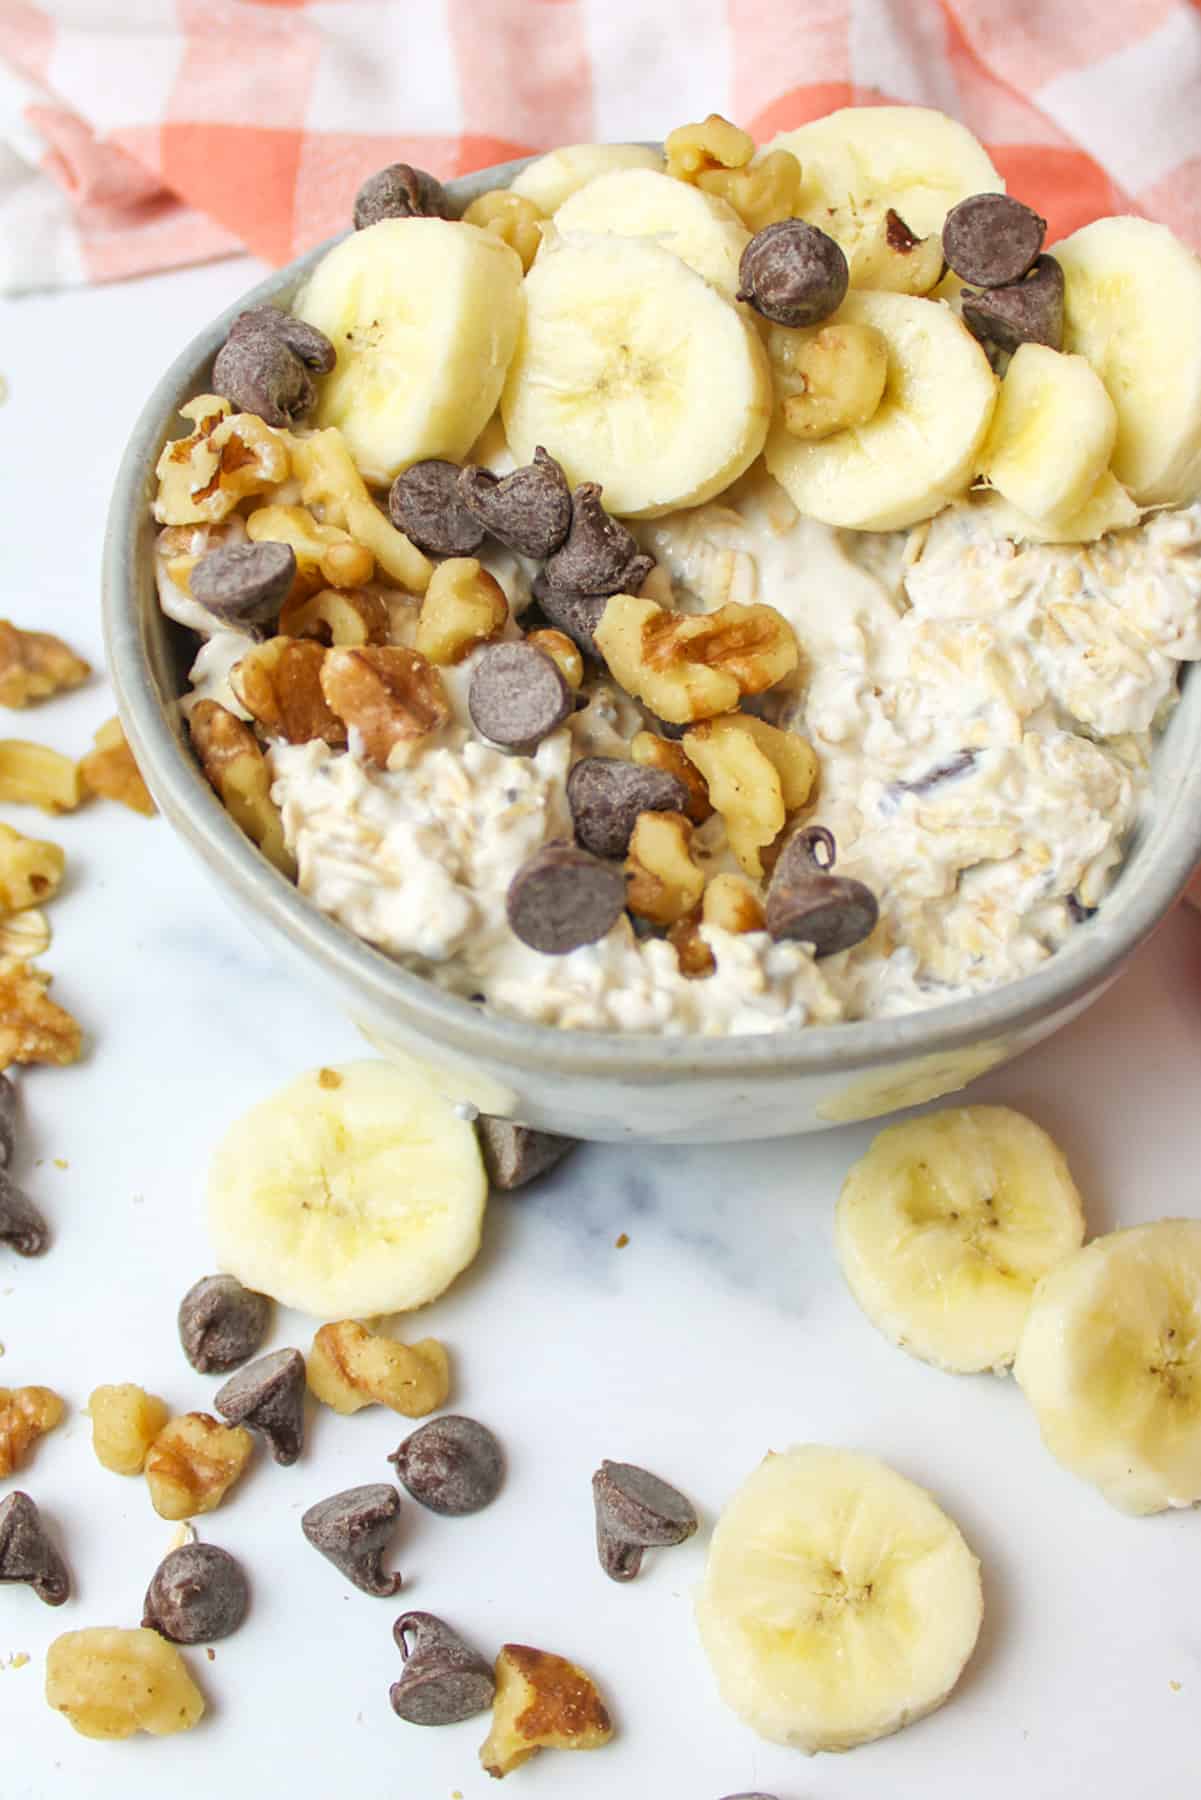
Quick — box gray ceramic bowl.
[103,155,1201,1142]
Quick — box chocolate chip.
[190,541,296,635]
[942,193,1046,289]
[0,1169,48,1258]
[1066,893,1098,924]
[885,208,921,252]
[389,1416,503,1517]
[962,254,1065,354]
[212,330,316,428]
[458,448,572,560]
[226,306,336,373]
[468,642,574,752]
[301,1484,403,1596]
[529,573,610,658]
[390,1612,495,1726]
[214,1348,306,1466]
[354,163,452,230]
[737,219,848,327]
[476,1117,577,1191]
[0,1073,15,1168]
[388,460,486,557]
[885,748,978,807]
[506,841,627,955]
[765,825,879,957]
[592,1459,698,1582]
[178,1274,272,1375]
[567,756,691,859]
[544,484,652,597]
[0,1491,69,1606]
[142,1542,249,1644]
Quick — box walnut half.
[144,1412,254,1520]
[306,1321,450,1418]
[231,637,347,747]
[0,1384,65,1476]
[595,594,799,725]
[320,646,450,766]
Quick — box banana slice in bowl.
[509,142,664,214]
[551,166,750,298]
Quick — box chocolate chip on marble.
[529,573,610,658]
[0,1169,48,1258]
[142,1542,249,1644]
[544,483,653,597]
[226,306,336,373]
[0,1491,69,1606]
[942,193,1046,289]
[353,163,452,230]
[301,1484,403,1596]
[737,219,849,327]
[190,541,296,634]
[506,841,627,955]
[214,1348,306,1466]
[961,253,1065,354]
[390,1612,495,1726]
[468,642,574,752]
[567,756,691,859]
[458,447,572,560]
[389,1416,504,1517]
[212,329,316,428]
[388,460,486,558]
[592,1459,698,1583]
[476,1117,577,1191]
[0,1072,16,1168]
[178,1274,272,1376]
[765,825,879,957]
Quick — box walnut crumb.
[78,719,156,815]
[0,623,90,709]
[0,961,82,1070]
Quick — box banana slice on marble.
[509,143,664,214]
[551,166,750,298]
[978,343,1117,525]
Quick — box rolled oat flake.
[178,1273,272,1375]
[389,1415,504,1516]
[942,193,1046,289]
[142,1542,249,1644]
[0,1490,70,1606]
[506,841,627,955]
[301,1483,403,1596]
[592,1459,699,1582]
[468,642,574,753]
[390,1611,495,1726]
[388,459,485,558]
[214,1347,306,1466]
[190,541,296,634]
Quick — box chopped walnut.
[703,869,766,934]
[78,718,156,816]
[480,1644,614,1779]
[0,1384,64,1476]
[684,714,817,878]
[526,629,583,690]
[45,1628,205,1740]
[463,189,545,271]
[830,200,945,295]
[88,1384,170,1477]
[283,428,434,593]
[416,558,509,665]
[665,113,754,181]
[0,822,65,912]
[630,730,712,823]
[231,637,347,747]
[320,646,450,766]
[188,700,295,876]
[696,148,803,232]
[0,741,82,814]
[306,1321,450,1418]
[154,397,289,526]
[0,622,90,709]
[246,503,375,589]
[0,961,82,1069]
[595,594,799,725]
[144,1412,254,1520]
[625,811,705,926]
[667,908,716,979]
[278,586,389,646]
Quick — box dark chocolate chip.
[544,483,652,597]
[458,447,572,560]
[390,1611,495,1726]
[1066,893,1098,924]
[592,1459,698,1583]
[529,573,609,658]
[0,1072,15,1168]
[765,826,879,957]
[476,1117,577,1191]
[190,541,296,634]
[388,460,486,558]
[214,1348,306,1466]
[737,219,848,327]
[226,306,336,373]
[961,254,1065,354]
[353,164,451,230]
[567,756,690,859]
[212,330,315,428]
[178,1274,272,1376]
[0,1169,48,1258]
[389,1416,504,1517]
[468,642,574,752]
[301,1484,403,1596]
[942,193,1046,289]
[506,841,627,955]
[142,1542,249,1644]
[0,1491,69,1606]
[885,748,978,808]
[885,207,922,252]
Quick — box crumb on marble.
[615,1233,629,1249]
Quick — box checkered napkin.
[2,0,1201,294]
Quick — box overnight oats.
[151,107,1201,1036]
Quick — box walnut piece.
[625,811,705,926]
[278,586,389,646]
[0,822,65,911]
[703,870,766,933]
[416,558,509,666]
[665,112,754,181]
[0,961,82,1069]
[45,1628,205,1740]
[0,741,82,813]
[463,189,545,271]
[88,1384,170,1477]
[630,730,711,823]
[684,714,817,877]
[0,908,50,959]
[246,502,375,589]
[306,1320,450,1418]
[595,594,799,725]
[480,1643,613,1779]
[526,629,583,690]
[231,637,347,747]
[283,428,433,592]
[831,200,945,295]
[0,1384,64,1476]
[697,148,803,232]
[188,700,294,876]
[154,396,289,526]
[320,646,450,765]
[667,908,716,979]
[776,321,890,441]
[144,1412,254,1520]
[78,718,156,816]
[0,622,90,709]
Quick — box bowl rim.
[103,152,1201,1081]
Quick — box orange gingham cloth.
[2,0,1201,294]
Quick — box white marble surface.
[2,261,1201,1800]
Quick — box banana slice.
[1014,1219,1201,1515]
[502,236,771,518]
[970,471,1140,545]
[767,106,1004,238]
[764,290,997,530]
[978,343,1117,525]
[510,143,664,214]
[696,1445,982,1754]
[1053,216,1201,506]
[207,1061,486,1318]
[835,1105,1086,1374]
[294,219,524,486]
[551,167,750,299]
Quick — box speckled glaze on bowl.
[102,155,1201,1142]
